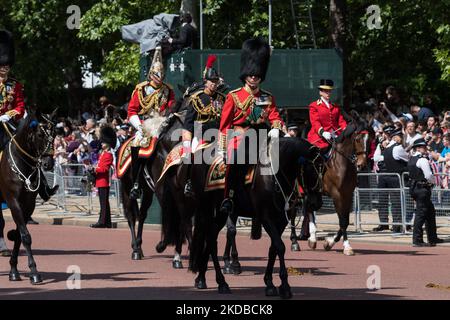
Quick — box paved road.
[0,222,449,300]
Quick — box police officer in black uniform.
[374,128,409,233]
[408,138,444,246]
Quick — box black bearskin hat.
[239,37,271,83]
[0,30,15,67]
[100,126,117,148]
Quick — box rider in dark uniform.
[407,138,444,246]
[181,55,225,196]
[374,128,409,233]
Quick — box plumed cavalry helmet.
[148,46,165,80]
[203,54,220,81]
[0,30,15,67]
[239,37,271,83]
[100,126,117,148]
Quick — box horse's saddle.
[157,140,213,183]
[157,144,255,191]
[116,136,157,179]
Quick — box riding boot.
[38,169,59,202]
[183,163,195,198]
[220,164,235,215]
[130,147,143,200]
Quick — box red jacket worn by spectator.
[95,150,113,188]
[307,98,347,150]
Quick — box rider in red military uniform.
[307,79,347,153]
[127,46,176,200]
[0,30,58,209]
[90,126,116,228]
[218,38,284,215]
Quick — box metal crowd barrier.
[41,164,123,216]
[354,172,450,233]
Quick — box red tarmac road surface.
[0,222,449,300]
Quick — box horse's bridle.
[331,130,368,165]
[3,118,55,192]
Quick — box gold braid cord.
[218,132,227,152]
[137,84,169,115]
[0,81,16,112]
[190,91,224,123]
[231,92,254,121]
[271,120,283,130]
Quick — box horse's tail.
[189,206,210,273]
[251,217,262,240]
[157,181,183,252]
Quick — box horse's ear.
[50,107,59,122]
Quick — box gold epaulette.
[316,99,322,105]
[189,89,204,99]
[135,81,149,90]
[229,87,242,94]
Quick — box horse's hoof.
[223,264,233,274]
[9,272,21,281]
[232,264,242,275]
[323,238,335,251]
[343,248,355,256]
[172,260,184,269]
[308,239,317,250]
[132,251,143,260]
[1,249,12,257]
[155,241,167,253]
[195,279,207,290]
[278,285,293,299]
[265,286,278,297]
[30,274,43,285]
[218,283,231,294]
[291,242,301,252]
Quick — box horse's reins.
[268,140,300,229]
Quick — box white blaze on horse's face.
[355,132,369,171]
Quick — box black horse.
[188,134,321,299]
[0,107,56,283]
[119,101,192,265]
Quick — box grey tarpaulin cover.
[121,13,179,54]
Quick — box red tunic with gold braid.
[127,81,175,118]
[0,78,25,120]
[218,86,283,151]
[307,98,347,150]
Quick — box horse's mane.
[335,110,371,143]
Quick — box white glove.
[268,128,279,139]
[0,114,11,122]
[322,131,332,140]
[134,129,144,141]
[218,149,226,160]
[129,115,142,131]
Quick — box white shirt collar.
[321,97,330,108]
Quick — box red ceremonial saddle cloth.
[157,142,255,191]
[116,137,158,178]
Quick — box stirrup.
[184,180,195,198]
[130,183,142,200]
[219,198,234,215]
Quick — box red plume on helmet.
[203,54,219,81]
[206,54,217,69]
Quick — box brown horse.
[305,117,373,255]
[0,107,56,283]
